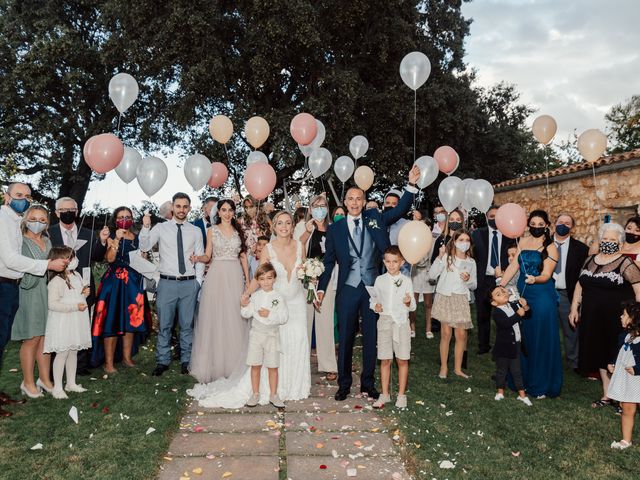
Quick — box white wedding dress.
[187,241,311,407]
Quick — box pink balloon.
[244,162,277,200]
[434,146,459,175]
[290,113,317,146]
[495,203,527,239]
[84,133,124,174]
[208,162,229,188]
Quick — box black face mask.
[626,232,640,244]
[59,211,77,225]
[449,221,463,232]
[488,218,497,230]
[529,226,546,238]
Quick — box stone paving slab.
[186,400,281,415]
[284,394,377,413]
[180,413,279,433]
[287,454,408,480]
[158,455,280,480]
[167,431,280,457]
[285,430,397,456]
[286,411,386,432]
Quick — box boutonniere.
[367,218,380,230]
[271,299,279,308]
[393,278,403,288]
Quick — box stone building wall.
[493,150,640,247]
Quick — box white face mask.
[455,241,471,253]
[66,257,79,272]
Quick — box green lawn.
[386,305,639,479]
[0,339,191,480]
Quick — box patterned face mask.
[599,241,619,255]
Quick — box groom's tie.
[353,218,362,246]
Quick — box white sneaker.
[270,394,285,409]
[65,384,87,393]
[494,393,504,401]
[611,440,632,450]
[426,331,434,339]
[517,396,533,407]
[395,395,408,408]
[52,389,68,400]
[246,392,260,408]
[372,394,391,409]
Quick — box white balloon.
[468,179,494,213]
[309,147,332,178]
[334,156,355,183]
[399,52,431,91]
[247,150,268,166]
[349,135,369,160]
[108,73,139,114]
[437,176,464,213]
[461,178,475,211]
[184,153,211,191]
[298,143,313,158]
[414,155,439,189]
[136,156,168,197]
[115,147,141,184]
[310,120,326,149]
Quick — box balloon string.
[591,163,600,217]
[77,214,86,232]
[88,215,96,272]
[545,155,550,210]
[117,113,122,134]
[413,89,417,165]
[341,182,345,204]
[320,176,326,196]
[515,237,529,298]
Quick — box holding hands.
[374,303,383,313]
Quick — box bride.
[187,210,311,407]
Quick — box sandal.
[326,372,337,382]
[591,398,612,408]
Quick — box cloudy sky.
[85,0,640,210]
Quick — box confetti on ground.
[347,468,358,477]
[8,368,18,372]
[192,467,203,475]
[146,427,156,435]
[222,471,233,478]
[438,460,455,469]
[512,451,521,457]
[69,406,79,424]
[30,443,43,450]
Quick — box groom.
[316,166,420,401]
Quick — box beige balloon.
[398,221,433,264]
[577,129,607,163]
[245,116,270,149]
[354,166,374,191]
[532,115,557,145]
[209,115,233,144]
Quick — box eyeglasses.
[57,208,77,213]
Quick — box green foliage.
[605,94,640,154]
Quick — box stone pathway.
[158,359,411,480]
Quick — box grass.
[384,304,639,480]
[0,338,191,480]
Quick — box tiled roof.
[494,148,640,188]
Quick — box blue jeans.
[155,279,199,366]
[0,283,20,368]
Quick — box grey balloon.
[247,150,268,166]
[108,73,139,114]
[184,153,212,191]
[309,147,332,178]
[115,146,142,184]
[334,155,355,183]
[310,120,326,149]
[437,176,464,213]
[414,155,439,189]
[468,179,494,213]
[399,51,431,91]
[349,135,369,160]
[136,156,168,197]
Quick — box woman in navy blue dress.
[92,207,151,372]
[499,210,562,398]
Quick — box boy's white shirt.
[369,272,416,324]
[496,303,521,342]
[241,289,288,326]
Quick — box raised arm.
[138,217,161,252]
[499,253,521,287]
[380,166,420,226]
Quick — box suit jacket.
[471,227,514,290]
[48,223,107,306]
[492,301,529,359]
[562,236,589,302]
[191,217,209,246]
[318,188,415,292]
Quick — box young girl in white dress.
[608,300,640,450]
[43,247,92,399]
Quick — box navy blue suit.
[191,218,209,246]
[318,188,415,392]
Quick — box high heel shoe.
[20,382,44,399]
[36,378,53,394]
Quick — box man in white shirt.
[139,192,204,376]
[0,183,67,416]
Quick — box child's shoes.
[65,384,87,393]
[611,440,632,450]
[246,393,260,408]
[517,396,533,407]
[494,393,504,401]
[372,394,391,409]
[51,389,68,400]
[395,395,407,409]
[270,394,285,409]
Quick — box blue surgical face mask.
[555,224,571,237]
[9,197,30,214]
[312,207,328,222]
[333,214,345,222]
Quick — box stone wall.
[493,158,640,247]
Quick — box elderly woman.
[570,222,640,408]
[299,195,338,381]
[11,205,53,398]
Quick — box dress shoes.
[152,364,169,376]
[334,389,349,401]
[0,407,12,417]
[477,347,491,355]
[0,391,26,405]
[360,387,381,400]
[181,362,189,375]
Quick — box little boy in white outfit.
[241,262,288,408]
[370,246,416,408]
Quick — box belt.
[159,274,196,281]
[0,276,21,285]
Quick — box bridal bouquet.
[297,257,325,303]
